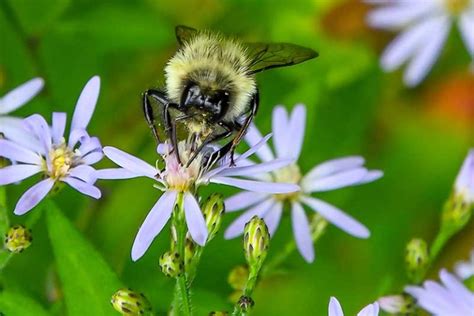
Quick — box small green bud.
[441,192,472,233]
[111,288,151,315]
[184,235,196,265]
[405,238,429,283]
[243,216,270,272]
[4,225,32,253]
[202,194,225,242]
[309,213,328,240]
[227,265,249,290]
[159,251,184,278]
[237,295,254,312]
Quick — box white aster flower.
[0,76,103,215]
[224,104,382,262]
[0,77,44,151]
[329,297,379,316]
[97,135,298,261]
[405,269,474,315]
[367,0,474,87]
[455,249,474,280]
[454,148,474,204]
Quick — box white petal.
[225,191,270,212]
[303,156,365,181]
[224,198,273,239]
[358,170,384,184]
[380,16,443,72]
[292,202,314,262]
[95,168,141,180]
[68,165,97,183]
[439,270,474,307]
[131,190,177,261]
[0,164,42,185]
[272,106,289,159]
[210,176,299,193]
[215,158,293,177]
[367,2,437,30]
[103,146,157,178]
[81,151,103,165]
[455,148,474,201]
[244,124,274,162]
[286,104,306,159]
[0,78,44,114]
[263,202,283,236]
[0,139,41,164]
[301,196,370,238]
[62,177,101,199]
[23,114,52,154]
[51,112,67,144]
[357,302,379,316]
[404,16,450,87]
[328,297,344,316]
[459,11,474,56]
[0,117,44,153]
[302,168,368,193]
[183,192,208,246]
[70,76,100,133]
[14,178,54,215]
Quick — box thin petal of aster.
[184,192,208,246]
[303,156,365,182]
[14,178,54,215]
[286,104,306,159]
[0,117,44,153]
[0,139,41,164]
[380,16,440,72]
[82,150,103,165]
[238,133,273,163]
[328,297,344,316]
[272,106,289,159]
[404,16,450,87]
[244,124,274,162]
[0,164,42,185]
[225,191,270,212]
[301,196,370,238]
[68,165,97,183]
[78,136,102,157]
[459,11,474,55]
[215,158,294,177]
[210,176,299,194]
[366,2,436,30]
[303,168,368,193]
[439,269,474,306]
[358,170,384,184]
[357,302,379,316]
[68,128,89,148]
[51,112,67,144]
[264,202,283,237]
[70,76,100,133]
[103,146,157,178]
[131,190,177,261]
[62,177,101,199]
[455,149,474,198]
[0,78,44,114]
[224,198,273,239]
[292,202,314,262]
[24,114,52,154]
[96,168,142,180]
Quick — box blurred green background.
[1,0,473,315]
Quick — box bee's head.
[180,81,230,121]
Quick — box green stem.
[0,185,9,238]
[172,194,192,316]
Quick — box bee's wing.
[245,42,318,74]
[175,25,198,46]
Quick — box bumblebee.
[143,25,317,165]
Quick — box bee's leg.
[163,102,181,164]
[185,127,232,168]
[142,89,163,143]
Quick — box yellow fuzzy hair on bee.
[165,31,257,122]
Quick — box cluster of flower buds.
[4,225,32,253]
[159,251,184,278]
[405,238,430,283]
[202,193,225,242]
[243,216,270,273]
[111,288,151,315]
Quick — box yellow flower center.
[272,164,302,202]
[444,0,470,15]
[48,143,75,179]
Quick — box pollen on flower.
[47,142,76,179]
[444,0,470,15]
[272,164,302,201]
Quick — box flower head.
[366,0,474,86]
[97,135,298,261]
[0,76,103,215]
[0,78,44,151]
[455,249,474,280]
[329,297,379,316]
[405,269,474,315]
[454,149,474,204]
[224,104,382,262]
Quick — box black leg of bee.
[163,102,181,164]
[185,128,233,168]
[142,90,161,143]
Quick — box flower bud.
[4,225,32,253]
[159,251,184,278]
[243,216,270,272]
[238,295,254,312]
[202,194,225,242]
[441,192,472,234]
[378,294,415,314]
[405,238,429,283]
[227,265,249,290]
[184,234,196,265]
[111,288,151,315]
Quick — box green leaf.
[46,200,123,316]
[0,290,50,316]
